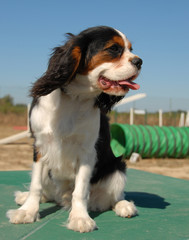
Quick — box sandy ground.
[0,126,189,180]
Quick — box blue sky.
[0,0,189,111]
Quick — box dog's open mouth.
[98,75,140,91]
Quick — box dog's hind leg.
[14,191,29,205]
[15,191,48,205]
[7,161,43,224]
[113,199,137,218]
[89,170,137,217]
[110,171,137,218]
[14,163,52,206]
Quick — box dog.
[7,26,142,233]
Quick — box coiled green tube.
[110,124,189,158]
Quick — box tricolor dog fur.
[7,26,142,233]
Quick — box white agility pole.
[185,111,189,127]
[0,130,30,144]
[159,109,163,127]
[179,112,185,127]
[115,93,147,107]
[0,104,31,145]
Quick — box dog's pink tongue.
[118,80,140,90]
[99,77,140,90]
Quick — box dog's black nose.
[131,57,143,70]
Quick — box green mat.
[0,170,189,240]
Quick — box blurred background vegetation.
[0,94,186,127]
[0,95,27,114]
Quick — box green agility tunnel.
[110,124,189,158]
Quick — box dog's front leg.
[7,161,43,224]
[67,152,97,233]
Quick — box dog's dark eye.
[106,44,123,57]
[108,44,120,52]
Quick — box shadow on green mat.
[126,192,170,209]
[37,191,170,221]
[39,205,62,219]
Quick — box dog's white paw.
[14,191,29,205]
[67,213,97,233]
[6,209,39,224]
[113,200,138,218]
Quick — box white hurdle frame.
[0,104,31,145]
[130,108,146,125]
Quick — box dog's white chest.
[30,89,100,178]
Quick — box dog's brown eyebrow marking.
[112,35,125,47]
[104,35,125,49]
[81,36,125,75]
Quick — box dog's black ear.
[30,38,81,98]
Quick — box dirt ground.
[0,126,189,180]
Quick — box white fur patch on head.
[115,29,127,44]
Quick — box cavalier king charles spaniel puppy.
[7,26,142,233]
